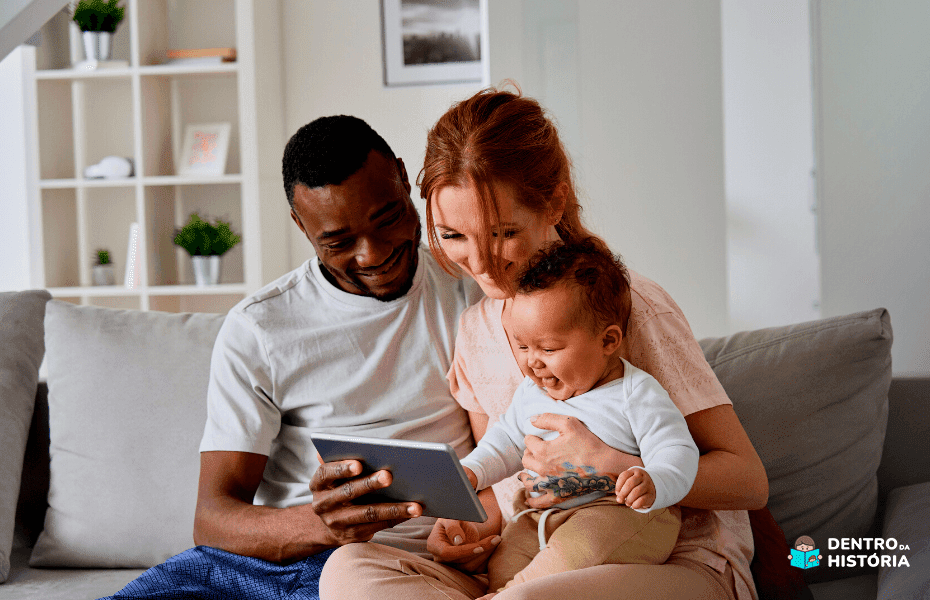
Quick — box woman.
[421,86,767,600]
[321,86,768,600]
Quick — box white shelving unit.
[25,0,287,313]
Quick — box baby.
[441,239,699,598]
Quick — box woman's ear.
[548,182,569,225]
[601,324,623,355]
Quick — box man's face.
[291,150,421,301]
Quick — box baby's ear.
[601,324,623,354]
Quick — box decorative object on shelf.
[71,0,125,63]
[381,0,489,87]
[84,156,134,179]
[124,222,140,289]
[92,248,116,286]
[173,213,241,286]
[166,47,237,66]
[177,123,232,177]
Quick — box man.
[103,116,495,600]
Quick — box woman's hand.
[427,518,501,573]
[520,413,643,509]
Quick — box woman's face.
[431,183,561,299]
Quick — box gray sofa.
[1,291,928,599]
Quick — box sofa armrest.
[876,482,930,599]
[877,378,930,502]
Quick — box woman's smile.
[430,183,561,299]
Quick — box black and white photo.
[382,0,488,86]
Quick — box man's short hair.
[282,115,396,208]
[517,238,632,335]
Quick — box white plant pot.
[82,31,112,61]
[92,264,116,286]
[192,255,221,286]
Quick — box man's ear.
[290,209,309,239]
[548,182,569,225]
[601,324,623,355]
[396,158,412,194]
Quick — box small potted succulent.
[173,213,241,286]
[92,248,116,286]
[71,0,126,62]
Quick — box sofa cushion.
[700,308,893,584]
[0,290,51,582]
[877,481,930,599]
[30,301,225,568]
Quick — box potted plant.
[71,0,126,62]
[173,213,241,286]
[92,248,116,286]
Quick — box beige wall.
[280,0,729,338]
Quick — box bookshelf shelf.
[26,0,286,313]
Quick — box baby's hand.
[615,468,656,510]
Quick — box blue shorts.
[99,545,336,600]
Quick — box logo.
[789,536,822,569]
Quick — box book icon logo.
[789,535,823,569]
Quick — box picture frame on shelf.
[177,123,232,177]
[381,0,489,87]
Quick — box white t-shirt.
[200,246,482,557]
[461,358,699,513]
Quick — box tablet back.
[311,433,488,523]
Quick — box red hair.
[419,84,604,292]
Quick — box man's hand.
[615,468,656,510]
[427,518,500,573]
[310,459,422,546]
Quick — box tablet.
[310,432,488,523]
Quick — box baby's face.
[509,285,612,401]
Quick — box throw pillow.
[748,507,814,600]
[30,301,225,568]
[700,308,893,584]
[0,290,51,582]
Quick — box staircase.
[0,0,67,63]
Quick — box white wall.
[488,0,729,339]
[0,46,42,292]
[721,0,821,333]
[814,0,930,375]
[280,0,485,267]
[279,0,728,339]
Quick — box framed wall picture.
[177,123,231,176]
[381,0,489,87]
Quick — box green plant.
[95,248,112,265]
[173,213,241,256]
[72,0,125,33]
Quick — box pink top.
[448,270,756,600]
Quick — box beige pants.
[489,492,681,592]
[318,543,736,600]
